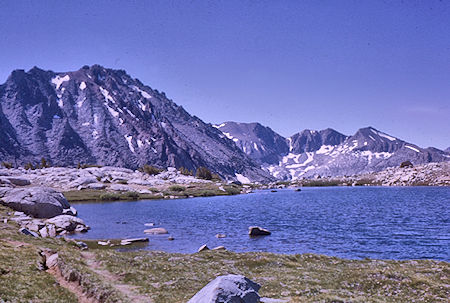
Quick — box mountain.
[0,65,272,182]
[288,128,348,154]
[213,122,289,164]
[215,122,450,180]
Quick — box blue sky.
[1,1,449,149]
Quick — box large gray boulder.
[4,177,31,186]
[187,274,261,303]
[45,215,89,232]
[69,177,98,188]
[0,187,73,218]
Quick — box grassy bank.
[0,204,448,302]
[63,182,242,203]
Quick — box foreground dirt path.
[81,251,152,303]
[47,265,97,303]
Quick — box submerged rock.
[187,274,261,303]
[144,227,168,234]
[120,238,149,245]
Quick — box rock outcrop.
[0,187,73,218]
[187,274,261,303]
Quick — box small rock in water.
[144,222,155,227]
[271,190,277,192]
[248,226,271,236]
[120,238,149,245]
[215,233,226,238]
[295,188,302,192]
[212,246,226,251]
[144,227,168,234]
[198,244,209,252]
[168,236,175,241]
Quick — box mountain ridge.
[215,122,449,180]
[0,65,272,182]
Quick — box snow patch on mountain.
[370,128,396,141]
[131,85,152,99]
[124,135,135,153]
[405,145,420,153]
[51,74,70,89]
[235,173,250,184]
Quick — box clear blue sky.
[1,1,449,149]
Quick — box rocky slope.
[216,122,450,180]
[0,65,271,182]
[213,122,289,165]
[368,161,450,186]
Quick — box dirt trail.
[47,265,97,303]
[80,251,152,303]
[43,250,151,303]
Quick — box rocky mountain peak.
[213,122,289,165]
[0,65,272,182]
[288,128,347,154]
[216,122,449,180]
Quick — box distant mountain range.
[0,65,448,182]
[215,122,450,179]
[0,65,271,182]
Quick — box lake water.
[71,187,450,261]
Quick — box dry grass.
[94,249,449,303]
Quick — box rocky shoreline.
[266,161,450,189]
[0,165,247,240]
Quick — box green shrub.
[1,162,13,169]
[40,157,50,168]
[125,192,139,199]
[100,193,121,201]
[168,185,186,192]
[211,173,222,181]
[179,167,193,176]
[24,162,35,170]
[196,190,218,197]
[117,180,128,185]
[400,160,413,168]
[196,167,212,180]
[141,165,163,175]
[224,186,241,195]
